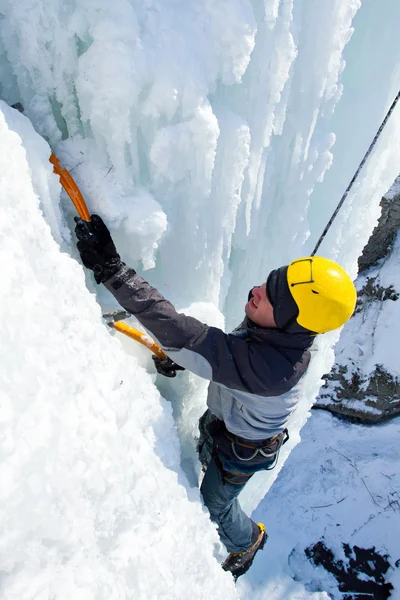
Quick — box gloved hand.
[74,214,123,284]
[152,355,185,378]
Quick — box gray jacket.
[104,267,314,440]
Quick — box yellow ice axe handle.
[111,321,167,360]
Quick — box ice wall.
[0,103,237,599]
[1,0,400,310]
[1,0,399,317]
[1,0,400,596]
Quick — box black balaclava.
[266,266,313,334]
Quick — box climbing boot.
[222,523,267,579]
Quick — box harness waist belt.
[225,428,281,449]
[223,425,289,462]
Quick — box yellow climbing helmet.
[287,256,357,333]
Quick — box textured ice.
[0,103,237,599]
[1,0,400,598]
[240,410,400,598]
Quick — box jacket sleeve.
[103,266,285,394]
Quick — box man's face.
[245,283,277,328]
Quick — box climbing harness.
[225,428,289,471]
[228,429,289,462]
[312,90,400,256]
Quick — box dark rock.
[315,364,400,423]
[314,182,400,424]
[355,277,399,314]
[305,540,394,599]
[358,191,400,273]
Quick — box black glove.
[152,355,185,378]
[74,214,123,283]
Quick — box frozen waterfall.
[1,0,400,598]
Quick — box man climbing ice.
[75,214,357,579]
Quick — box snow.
[319,228,400,389]
[1,0,400,598]
[0,103,237,599]
[385,175,400,200]
[240,411,400,598]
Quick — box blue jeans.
[198,410,276,553]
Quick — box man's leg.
[197,409,218,470]
[200,457,259,553]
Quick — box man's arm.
[104,266,283,395]
[104,265,208,350]
[74,214,284,394]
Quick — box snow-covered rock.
[316,183,400,423]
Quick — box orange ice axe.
[103,310,167,359]
[50,152,91,221]
[50,155,167,361]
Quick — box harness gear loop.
[229,429,289,463]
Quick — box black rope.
[311,90,400,256]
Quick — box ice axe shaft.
[108,320,167,359]
[50,152,91,221]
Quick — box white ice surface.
[329,229,400,379]
[0,103,237,600]
[1,0,400,598]
[239,410,400,599]
[385,176,400,200]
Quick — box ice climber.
[74,214,357,579]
